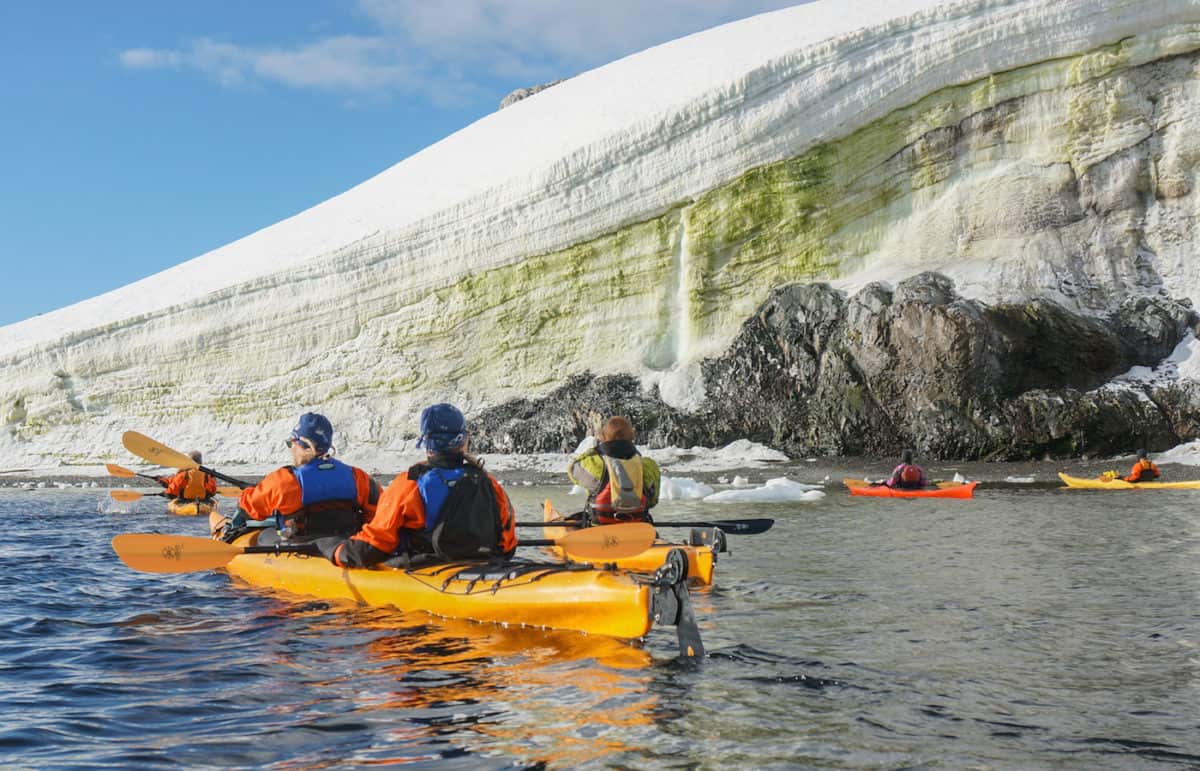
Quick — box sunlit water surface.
[3,461,1199,769]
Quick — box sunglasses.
[286,437,313,451]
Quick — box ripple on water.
[3,484,1200,768]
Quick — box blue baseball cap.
[289,412,333,454]
[417,403,467,452]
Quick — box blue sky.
[0,1,801,327]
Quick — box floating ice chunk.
[703,477,825,503]
[660,477,715,500]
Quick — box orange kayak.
[843,479,977,499]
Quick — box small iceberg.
[661,477,716,500]
[703,477,825,503]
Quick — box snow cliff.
[3,0,1200,466]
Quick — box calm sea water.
[2,461,1199,769]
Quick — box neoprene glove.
[313,537,344,565]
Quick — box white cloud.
[119,48,183,70]
[118,0,801,100]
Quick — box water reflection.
[270,604,659,767]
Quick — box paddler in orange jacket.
[1124,448,1161,483]
[223,412,380,540]
[158,451,218,501]
[314,403,517,568]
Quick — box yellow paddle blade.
[552,522,654,560]
[122,431,199,470]
[112,534,240,573]
[106,463,137,479]
[109,489,145,502]
[216,486,242,498]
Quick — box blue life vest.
[293,458,359,505]
[417,466,467,531]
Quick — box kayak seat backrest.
[689,526,727,553]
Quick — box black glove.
[313,537,345,565]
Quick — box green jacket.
[567,448,661,509]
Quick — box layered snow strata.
[3,0,1200,465]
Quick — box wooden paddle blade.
[216,486,242,497]
[555,522,655,560]
[112,534,239,573]
[109,489,144,501]
[122,431,199,470]
[106,463,137,478]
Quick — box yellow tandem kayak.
[213,528,703,649]
[1057,472,1200,490]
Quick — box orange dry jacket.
[1125,459,1160,483]
[164,469,217,499]
[351,468,517,555]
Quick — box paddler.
[219,412,380,541]
[313,403,517,567]
[884,449,928,489]
[567,416,661,524]
[158,451,218,504]
[1124,448,1161,483]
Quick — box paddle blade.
[216,486,242,498]
[112,534,240,573]
[106,463,137,479]
[706,518,774,535]
[109,489,144,502]
[554,522,655,560]
[122,431,199,470]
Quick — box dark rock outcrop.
[499,79,568,110]
[471,273,1200,459]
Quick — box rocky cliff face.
[472,273,1200,459]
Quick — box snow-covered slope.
[4,0,1200,466]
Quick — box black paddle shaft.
[515,518,773,535]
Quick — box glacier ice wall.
[3,0,1200,465]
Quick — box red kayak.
[843,478,977,499]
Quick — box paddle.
[106,462,168,487]
[121,431,251,489]
[0,468,32,474]
[110,489,168,502]
[111,487,238,502]
[523,516,774,535]
[539,500,773,535]
[113,523,657,574]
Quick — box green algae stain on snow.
[380,29,1200,402]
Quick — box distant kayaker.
[1124,448,1161,483]
[222,412,380,541]
[158,451,217,502]
[314,403,517,567]
[567,416,661,524]
[885,449,928,490]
